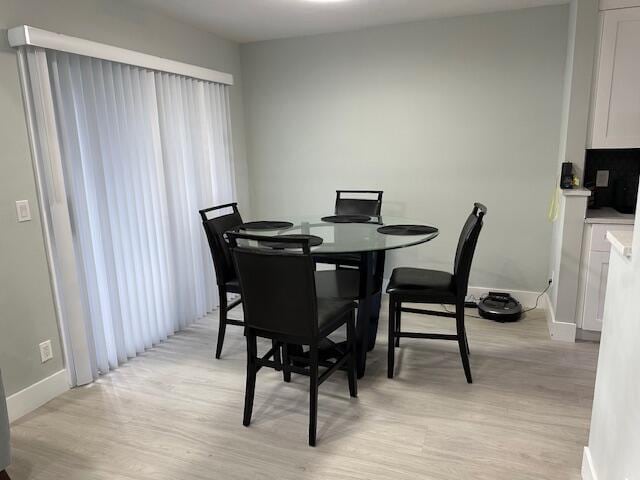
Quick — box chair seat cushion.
[317,298,357,335]
[386,268,456,301]
[224,278,241,294]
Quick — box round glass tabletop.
[232,215,439,253]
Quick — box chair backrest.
[335,190,383,216]
[227,233,319,340]
[453,203,487,296]
[199,203,243,287]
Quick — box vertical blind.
[22,46,235,383]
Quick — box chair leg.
[243,330,258,426]
[282,343,291,383]
[456,303,473,384]
[387,296,396,379]
[395,299,401,348]
[309,344,319,447]
[215,289,228,359]
[464,330,471,356]
[272,340,282,371]
[346,313,358,398]
[0,470,11,480]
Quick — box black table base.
[353,250,385,376]
[292,250,385,378]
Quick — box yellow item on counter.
[548,182,560,222]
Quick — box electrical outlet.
[596,170,610,188]
[15,200,32,222]
[39,340,53,363]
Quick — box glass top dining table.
[231,214,439,378]
[233,214,439,253]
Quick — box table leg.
[367,293,381,351]
[367,251,386,351]
[309,250,384,377]
[356,251,374,378]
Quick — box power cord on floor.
[521,280,552,313]
[441,303,483,319]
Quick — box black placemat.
[237,220,294,230]
[321,214,371,224]
[377,225,438,235]
[259,234,324,249]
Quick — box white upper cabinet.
[590,7,640,148]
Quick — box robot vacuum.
[477,292,523,322]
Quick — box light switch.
[596,170,609,188]
[15,200,32,222]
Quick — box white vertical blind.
[22,46,236,380]
[155,73,236,329]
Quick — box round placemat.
[377,225,438,236]
[321,214,371,224]
[237,220,294,230]
[259,234,324,249]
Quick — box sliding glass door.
[20,46,235,384]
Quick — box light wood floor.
[8,301,598,480]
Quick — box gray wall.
[0,0,249,396]
[548,0,598,329]
[241,5,569,292]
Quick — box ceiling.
[133,0,569,43]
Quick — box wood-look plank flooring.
[8,302,598,480]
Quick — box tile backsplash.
[584,149,640,213]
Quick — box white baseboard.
[581,447,598,480]
[542,293,577,342]
[6,369,69,423]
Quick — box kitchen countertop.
[585,207,635,225]
[562,187,591,197]
[607,230,633,258]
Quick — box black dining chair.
[317,190,384,267]
[313,190,386,356]
[199,203,245,359]
[335,189,383,217]
[227,232,358,447]
[386,203,487,384]
[200,203,367,359]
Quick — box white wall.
[547,190,590,341]
[547,0,599,335]
[241,5,569,292]
[583,195,640,479]
[0,0,249,396]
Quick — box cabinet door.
[582,250,611,332]
[591,7,640,148]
